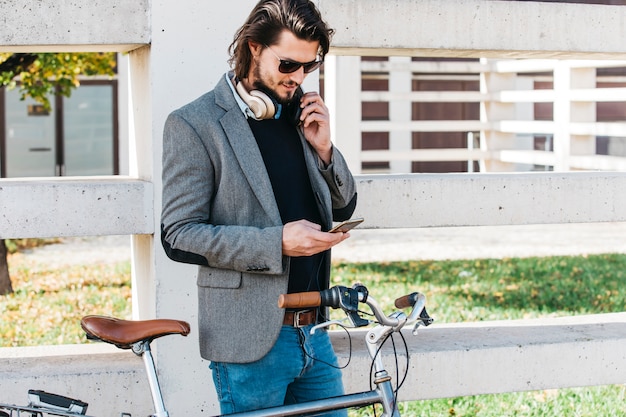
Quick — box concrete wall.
[1,0,626,416]
[0,0,150,52]
[0,344,151,415]
[320,0,626,59]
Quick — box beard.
[251,65,297,105]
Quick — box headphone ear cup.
[286,87,304,126]
[235,80,276,119]
[249,90,276,119]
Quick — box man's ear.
[248,41,263,58]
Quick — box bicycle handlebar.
[278,284,433,329]
[278,285,365,310]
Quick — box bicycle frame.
[183,331,402,417]
[2,285,430,417]
[139,289,427,416]
[215,385,397,417]
[137,324,403,417]
[133,331,400,417]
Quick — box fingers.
[298,93,332,163]
[283,220,350,257]
[299,92,328,127]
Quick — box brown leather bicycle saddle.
[81,315,190,349]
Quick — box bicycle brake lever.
[310,319,349,335]
[411,315,435,335]
[346,311,370,328]
[411,321,423,336]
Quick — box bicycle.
[0,283,433,417]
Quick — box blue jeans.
[210,324,347,416]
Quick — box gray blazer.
[161,74,357,363]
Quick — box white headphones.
[234,78,277,120]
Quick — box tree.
[0,241,11,295]
[0,52,117,294]
[0,52,117,110]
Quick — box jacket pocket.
[196,267,242,289]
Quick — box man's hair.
[228,0,334,80]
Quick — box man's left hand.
[299,91,332,165]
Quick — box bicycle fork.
[365,325,404,417]
[372,370,401,417]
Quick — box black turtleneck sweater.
[248,113,324,294]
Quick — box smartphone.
[329,217,364,233]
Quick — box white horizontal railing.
[360,60,487,74]
[4,172,624,237]
[497,87,626,103]
[361,120,486,133]
[362,87,626,104]
[0,176,154,239]
[497,150,556,167]
[360,59,626,75]
[493,59,626,73]
[351,172,626,227]
[496,120,626,138]
[569,122,626,137]
[568,154,626,171]
[361,90,484,103]
[361,149,488,163]
[339,312,626,399]
[361,149,626,172]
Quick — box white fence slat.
[0,177,154,239]
[352,172,626,228]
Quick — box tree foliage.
[0,52,117,110]
[0,52,117,294]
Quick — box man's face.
[249,30,320,105]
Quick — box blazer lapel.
[217,90,281,222]
[299,132,332,228]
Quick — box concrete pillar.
[389,56,412,173]
[117,53,131,176]
[325,55,362,174]
[144,0,257,414]
[480,59,518,171]
[553,62,572,171]
[553,62,595,171]
[569,66,596,162]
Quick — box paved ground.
[17,222,626,266]
[333,222,626,262]
[14,235,132,268]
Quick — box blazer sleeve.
[160,109,284,274]
[318,145,358,222]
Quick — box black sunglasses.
[264,45,323,74]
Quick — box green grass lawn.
[2,248,626,416]
[334,254,626,417]
[1,245,131,346]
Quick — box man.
[160,0,357,414]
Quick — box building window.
[0,80,118,178]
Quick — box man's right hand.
[282,219,350,257]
